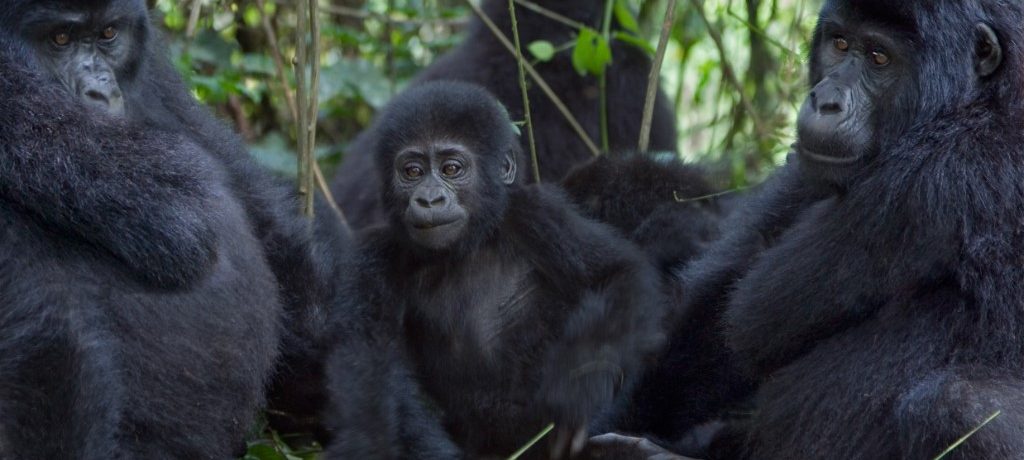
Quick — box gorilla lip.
[797,146,860,165]
[411,219,460,230]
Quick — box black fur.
[562,154,723,274]
[324,82,665,459]
[680,1,1024,458]
[0,0,350,453]
[0,30,280,459]
[561,154,747,445]
[331,0,679,229]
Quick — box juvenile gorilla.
[0,0,345,453]
[562,155,751,445]
[562,155,724,275]
[0,30,280,460]
[332,0,679,229]
[680,1,1024,458]
[324,82,665,459]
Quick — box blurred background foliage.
[151,0,821,189]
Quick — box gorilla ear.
[974,23,1002,77]
[501,152,518,185]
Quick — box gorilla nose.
[415,192,446,208]
[80,78,125,117]
[810,87,848,115]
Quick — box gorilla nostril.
[819,101,843,115]
[430,196,445,205]
[84,89,109,103]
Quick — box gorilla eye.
[871,51,890,66]
[404,165,424,179]
[441,163,463,177]
[52,32,71,46]
[100,26,118,41]
[833,36,849,52]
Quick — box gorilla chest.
[404,253,553,372]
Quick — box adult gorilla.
[0,0,344,453]
[0,32,279,460]
[680,0,1024,458]
[331,0,679,229]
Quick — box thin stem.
[295,0,311,216]
[687,0,765,139]
[639,0,677,152]
[466,0,601,157]
[512,0,584,30]
[303,0,321,217]
[509,0,541,183]
[599,0,614,153]
[256,0,350,231]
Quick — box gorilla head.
[0,0,150,118]
[373,81,521,252]
[794,0,1011,187]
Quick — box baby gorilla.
[324,81,665,459]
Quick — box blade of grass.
[932,410,1001,460]
[507,423,555,460]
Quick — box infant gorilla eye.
[441,162,462,177]
[404,165,424,179]
[101,26,118,41]
[871,50,890,66]
[833,36,849,51]
[53,32,70,46]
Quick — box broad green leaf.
[613,0,639,33]
[571,27,612,77]
[527,40,556,62]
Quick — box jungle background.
[148,0,820,458]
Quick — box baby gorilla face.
[393,142,474,250]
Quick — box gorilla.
[562,154,724,275]
[323,81,666,459]
[331,0,679,229]
[561,155,750,446]
[0,0,347,454]
[0,28,279,460]
[677,1,1024,458]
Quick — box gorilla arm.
[0,44,219,289]
[506,185,666,448]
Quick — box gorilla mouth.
[797,145,860,166]
[412,219,461,230]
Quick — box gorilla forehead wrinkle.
[2,0,146,27]
[375,82,517,161]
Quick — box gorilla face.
[394,143,474,250]
[10,0,146,118]
[392,141,517,251]
[795,8,912,185]
[795,1,1004,187]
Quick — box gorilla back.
[0,24,280,460]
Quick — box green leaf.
[613,31,655,55]
[527,40,556,62]
[613,0,639,33]
[571,27,612,77]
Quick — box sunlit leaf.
[527,40,556,62]
[571,27,612,77]
[613,0,639,33]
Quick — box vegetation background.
[147,0,820,457]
